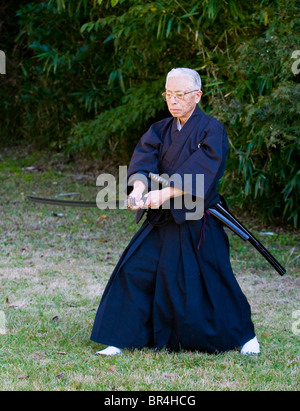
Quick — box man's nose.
[169,95,178,103]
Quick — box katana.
[27,173,286,276]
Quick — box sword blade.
[27,196,122,209]
[27,195,147,209]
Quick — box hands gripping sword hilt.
[125,196,148,208]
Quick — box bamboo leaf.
[166,17,174,38]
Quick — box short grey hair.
[166,68,202,91]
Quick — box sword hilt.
[124,196,148,208]
[149,172,169,187]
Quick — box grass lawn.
[0,147,299,391]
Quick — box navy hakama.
[91,105,255,352]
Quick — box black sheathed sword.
[211,202,286,276]
[27,173,286,276]
[148,173,286,276]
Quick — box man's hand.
[144,187,184,209]
[144,190,167,209]
[128,181,184,210]
[127,180,147,210]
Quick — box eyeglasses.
[162,90,199,101]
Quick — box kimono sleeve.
[125,122,164,194]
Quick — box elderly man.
[91,68,260,356]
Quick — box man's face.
[165,76,202,123]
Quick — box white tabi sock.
[95,346,122,356]
[240,336,260,355]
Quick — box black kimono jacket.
[126,104,228,224]
[91,105,255,352]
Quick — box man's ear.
[195,91,203,103]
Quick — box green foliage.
[0,0,299,225]
[68,79,166,155]
[213,0,300,226]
